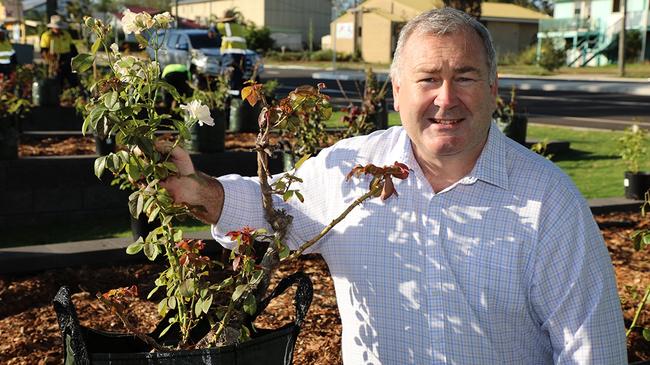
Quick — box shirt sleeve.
[40,32,50,50]
[529,185,627,364]
[211,153,331,253]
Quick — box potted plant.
[229,78,277,133]
[185,74,230,153]
[362,68,389,131]
[0,66,33,160]
[494,86,528,145]
[55,11,410,363]
[618,124,650,200]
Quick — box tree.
[444,0,482,19]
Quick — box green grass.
[329,112,649,199]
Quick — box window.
[167,34,179,48]
[613,0,620,12]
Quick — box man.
[0,26,16,76]
[40,15,78,88]
[160,8,626,364]
[215,9,247,93]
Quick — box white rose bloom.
[153,12,173,29]
[110,43,119,54]
[135,12,154,30]
[181,100,214,127]
[121,9,139,35]
[632,124,640,133]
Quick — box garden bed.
[1,211,649,364]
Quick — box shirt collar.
[394,122,509,191]
[465,121,509,190]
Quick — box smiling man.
[161,7,626,364]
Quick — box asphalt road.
[260,67,650,131]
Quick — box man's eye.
[419,78,440,84]
[456,77,477,85]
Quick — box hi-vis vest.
[40,30,73,55]
[217,22,247,54]
[0,40,15,65]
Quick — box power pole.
[618,0,627,76]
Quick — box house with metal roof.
[537,0,649,67]
[324,0,550,64]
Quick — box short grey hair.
[390,7,497,85]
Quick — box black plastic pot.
[497,114,528,145]
[32,78,61,107]
[624,171,650,200]
[367,99,389,131]
[0,121,19,160]
[229,98,262,133]
[54,272,313,365]
[188,109,227,153]
[130,213,158,242]
[95,136,116,156]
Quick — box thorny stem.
[286,182,382,261]
[97,295,167,352]
[627,285,650,337]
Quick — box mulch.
[3,136,650,364]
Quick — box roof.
[481,2,550,21]
[177,0,211,5]
[349,0,548,23]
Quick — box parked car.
[147,29,263,81]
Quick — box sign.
[336,22,353,39]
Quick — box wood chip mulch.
[4,136,650,364]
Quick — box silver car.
[147,29,263,79]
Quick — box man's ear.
[392,77,400,112]
[490,75,499,97]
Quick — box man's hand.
[156,140,225,224]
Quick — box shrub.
[537,38,566,71]
[517,45,538,65]
[245,25,275,55]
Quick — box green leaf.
[643,328,650,342]
[143,242,158,261]
[202,295,213,314]
[71,53,94,73]
[194,299,203,317]
[168,296,177,310]
[179,279,195,297]
[157,298,168,317]
[135,34,149,48]
[126,239,144,255]
[94,156,107,179]
[173,229,184,242]
[90,38,102,55]
[232,285,247,301]
[294,154,311,170]
[136,194,144,217]
[294,191,304,203]
[103,91,119,111]
[158,321,176,338]
[279,243,290,260]
[243,294,257,316]
[148,207,160,223]
[147,286,160,300]
[282,190,293,202]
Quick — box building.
[537,0,650,66]
[324,0,550,64]
[173,0,331,50]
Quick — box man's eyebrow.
[453,66,481,74]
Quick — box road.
[260,67,650,131]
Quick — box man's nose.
[433,80,458,110]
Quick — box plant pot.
[54,272,313,365]
[32,77,61,107]
[130,213,158,242]
[95,136,115,156]
[497,114,528,145]
[624,171,650,200]
[188,109,227,153]
[0,120,19,160]
[367,99,388,131]
[229,98,262,133]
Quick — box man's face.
[52,28,61,35]
[392,29,498,162]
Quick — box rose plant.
[71,11,410,353]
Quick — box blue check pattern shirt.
[213,124,627,364]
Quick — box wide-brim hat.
[215,10,237,22]
[47,15,69,29]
